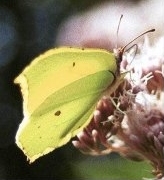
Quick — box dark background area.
[0,0,153,179]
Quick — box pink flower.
[72,37,164,179]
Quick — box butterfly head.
[114,28,155,74]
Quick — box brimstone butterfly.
[14,29,155,163]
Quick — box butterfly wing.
[15,47,117,162]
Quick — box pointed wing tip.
[16,134,58,163]
[14,75,21,85]
[15,138,40,163]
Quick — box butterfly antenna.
[116,28,155,65]
[116,14,123,49]
[121,28,155,52]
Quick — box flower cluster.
[72,37,164,179]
